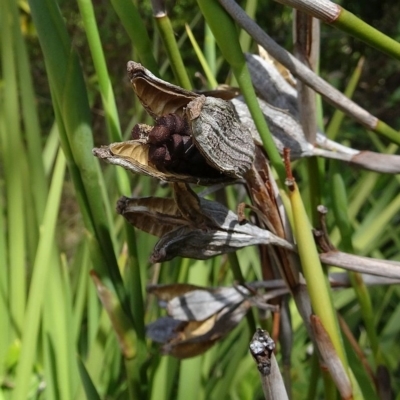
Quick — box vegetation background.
[1,0,400,399]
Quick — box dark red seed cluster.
[132,113,221,178]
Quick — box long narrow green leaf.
[76,0,123,145]
[77,357,102,400]
[28,0,131,310]
[12,149,66,400]
[1,0,27,336]
[11,0,47,221]
[185,23,218,88]
[109,0,159,74]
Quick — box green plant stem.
[239,0,258,52]
[288,181,348,369]
[335,7,400,61]
[306,158,322,226]
[197,0,286,183]
[186,23,218,88]
[154,14,192,89]
[375,120,400,145]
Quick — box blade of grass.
[77,357,102,400]
[43,123,60,176]
[150,355,179,400]
[0,138,9,379]
[76,0,132,199]
[76,0,124,145]
[151,1,192,89]
[185,23,218,89]
[42,251,76,400]
[239,0,258,53]
[72,242,92,344]
[29,0,132,314]
[353,192,400,255]
[331,172,382,368]
[1,0,27,336]
[11,149,66,400]
[12,0,47,222]
[326,57,365,140]
[204,23,216,77]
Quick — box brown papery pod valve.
[126,61,255,181]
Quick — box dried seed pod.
[185,96,255,179]
[94,62,256,183]
[127,61,255,179]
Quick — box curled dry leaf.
[117,183,294,262]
